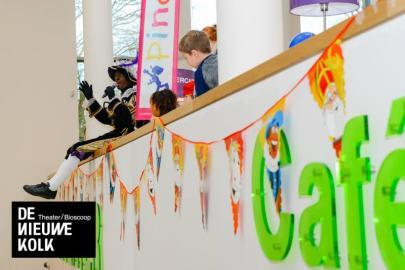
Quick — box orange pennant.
[120,182,128,241]
[224,132,244,235]
[172,134,185,213]
[133,186,141,250]
[308,39,346,158]
[194,143,209,230]
[96,161,104,208]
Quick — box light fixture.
[290,0,360,30]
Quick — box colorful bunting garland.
[172,134,185,213]
[142,147,157,215]
[58,157,105,205]
[133,186,141,250]
[308,39,346,158]
[57,18,355,249]
[194,143,209,230]
[106,151,118,203]
[120,183,128,241]
[155,120,165,181]
[96,162,104,208]
[224,132,244,234]
[260,100,286,213]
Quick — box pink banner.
[136,0,180,120]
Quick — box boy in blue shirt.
[179,30,218,97]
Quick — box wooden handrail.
[79,0,405,166]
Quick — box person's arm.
[202,55,219,90]
[86,98,113,125]
[81,81,134,129]
[80,81,113,126]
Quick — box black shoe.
[23,182,57,199]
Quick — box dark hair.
[150,89,178,116]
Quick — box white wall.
[74,14,405,270]
[0,0,77,269]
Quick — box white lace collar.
[120,87,136,100]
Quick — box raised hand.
[79,81,93,100]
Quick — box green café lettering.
[252,97,405,270]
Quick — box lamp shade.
[290,0,359,16]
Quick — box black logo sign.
[12,202,95,258]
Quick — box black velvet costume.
[66,85,148,161]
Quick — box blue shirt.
[194,54,218,97]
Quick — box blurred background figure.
[202,25,217,54]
